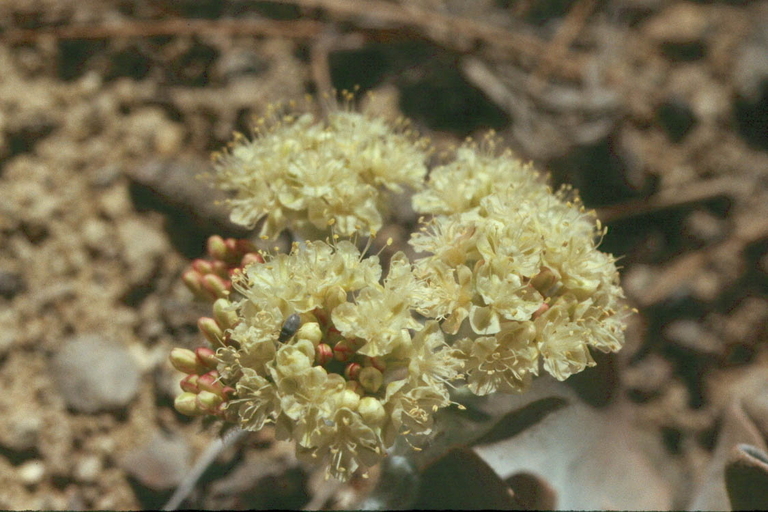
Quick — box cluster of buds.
[170,347,236,419]
[182,235,264,302]
[172,235,266,417]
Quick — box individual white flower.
[457,322,539,395]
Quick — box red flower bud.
[241,253,264,267]
[192,259,214,275]
[201,274,230,299]
[198,317,225,347]
[175,392,204,416]
[344,362,362,381]
[195,347,218,370]
[316,343,333,365]
[196,390,223,414]
[197,370,224,395]
[206,235,229,262]
[333,339,355,362]
[180,374,200,393]
[170,348,204,375]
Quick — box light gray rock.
[51,334,141,413]
[117,218,170,287]
[120,431,191,491]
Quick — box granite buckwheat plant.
[169,101,631,481]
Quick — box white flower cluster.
[214,107,429,239]
[175,110,631,481]
[216,241,460,480]
[411,142,629,394]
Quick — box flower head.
[171,116,632,481]
[214,107,429,239]
[204,240,461,480]
[412,143,629,391]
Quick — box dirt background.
[1,0,767,510]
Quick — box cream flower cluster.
[411,142,630,395]
[213,107,429,239]
[174,111,631,481]
[215,241,461,480]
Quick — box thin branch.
[1,18,323,43]
[162,428,248,511]
[595,177,742,224]
[271,0,587,80]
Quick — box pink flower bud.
[212,299,239,330]
[206,235,229,262]
[197,370,224,395]
[192,259,214,275]
[201,274,230,299]
[210,260,229,279]
[182,270,203,295]
[235,239,257,256]
[198,317,225,347]
[344,362,362,381]
[196,390,223,414]
[195,347,218,370]
[180,374,200,393]
[333,339,355,362]
[241,252,264,267]
[174,392,204,416]
[224,237,238,255]
[170,348,204,375]
[316,343,333,365]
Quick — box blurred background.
[1,0,767,509]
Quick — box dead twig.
[1,18,323,43]
[631,213,768,309]
[271,0,587,80]
[595,177,743,224]
[533,0,597,83]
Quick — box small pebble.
[623,354,673,401]
[120,431,191,491]
[117,218,170,286]
[74,455,103,483]
[683,209,726,245]
[52,334,141,413]
[663,319,724,356]
[643,3,709,45]
[1,414,42,452]
[18,460,46,485]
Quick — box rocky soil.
[1,0,767,509]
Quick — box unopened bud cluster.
[169,104,631,481]
[170,346,235,419]
[182,235,263,302]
